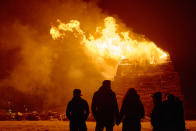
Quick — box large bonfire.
[50,16,169,78]
[50,16,184,116]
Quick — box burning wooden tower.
[50,16,183,116]
[112,58,184,115]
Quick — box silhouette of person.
[162,94,185,131]
[175,96,186,131]
[151,92,164,131]
[66,89,89,131]
[118,88,145,131]
[92,80,119,131]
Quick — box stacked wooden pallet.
[112,60,183,116]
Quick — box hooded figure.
[66,89,89,131]
[92,80,119,131]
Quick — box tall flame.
[50,16,169,72]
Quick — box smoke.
[0,0,109,111]
[0,0,168,112]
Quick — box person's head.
[127,88,137,95]
[124,88,139,101]
[152,92,162,105]
[102,80,111,89]
[73,89,82,98]
[167,94,175,101]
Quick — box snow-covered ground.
[0,121,195,131]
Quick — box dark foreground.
[0,121,195,131]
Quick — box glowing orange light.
[50,17,169,65]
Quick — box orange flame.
[50,17,169,66]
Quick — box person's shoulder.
[162,100,169,107]
[80,98,89,106]
[67,100,73,106]
[93,91,99,96]
[68,99,74,104]
[162,100,167,104]
[81,98,88,103]
[111,90,116,95]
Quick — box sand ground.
[0,121,195,131]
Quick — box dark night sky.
[98,0,196,109]
[0,0,195,111]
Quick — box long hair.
[122,88,144,118]
[123,88,139,103]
